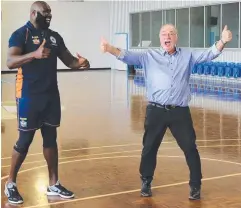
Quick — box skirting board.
[1,68,111,74]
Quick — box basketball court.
[1,70,241,208]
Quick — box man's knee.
[14,131,35,154]
[182,143,198,155]
[41,125,57,148]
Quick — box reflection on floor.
[1,70,241,208]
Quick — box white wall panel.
[1,1,111,70]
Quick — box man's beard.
[36,12,50,29]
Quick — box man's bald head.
[30,1,52,30]
[159,24,178,54]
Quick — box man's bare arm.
[7,47,35,69]
[58,49,90,69]
[7,39,50,69]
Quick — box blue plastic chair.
[218,65,225,77]
[134,75,145,87]
[197,64,203,75]
[225,65,233,78]
[204,64,211,75]
[233,65,241,78]
[192,64,197,74]
[210,64,217,76]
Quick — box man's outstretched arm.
[58,49,90,69]
[100,37,145,67]
[57,34,90,69]
[191,25,232,64]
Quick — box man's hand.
[33,39,51,59]
[215,25,232,52]
[100,37,110,53]
[100,37,121,57]
[221,25,232,44]
[6,39,50,69]
[76,53,90,68]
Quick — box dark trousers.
[139,103,202,188]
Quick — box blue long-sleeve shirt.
[117,44,222,106]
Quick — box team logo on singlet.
[20,117,27,128]
[32,36,40,44]
[50,36,57,46]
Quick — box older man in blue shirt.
[101,24,232,200]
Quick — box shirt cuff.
[116,48,126,60]
[212,41,222,55]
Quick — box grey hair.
[159,24,178,36]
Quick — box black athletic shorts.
[16,93,61,131]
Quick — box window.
[163,9,175,25]
[151,10,162,47]
[130,13,140,47]
[222,2,239,48]
[176,8,189,47]
[205,5,221,47]
[141,12,151,47]
[190,7,204,47]
[130,3,241,49]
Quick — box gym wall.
[1,0,111,71]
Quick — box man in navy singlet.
[4,1,90,204]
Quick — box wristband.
[220,39,226,45]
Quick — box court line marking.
[2,155,241,180]
[0,143,158,160]
[1,150,141,168]
[22,173,241,208]
[1,144,241,168]
[2,139,241,160]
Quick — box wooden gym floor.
[1,70,241,208]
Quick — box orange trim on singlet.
[16,68,23,98]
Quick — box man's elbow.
[6,60,15,70]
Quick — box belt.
[149,102,179,110]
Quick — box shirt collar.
[160,46,180,56]
[26,21,46,33]
[26,21,35,30]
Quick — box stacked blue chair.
[233,63,241,99]
[233,63,241,78]
[190,61,241,99]
[203,63,211,75]
[134,75,145,87]
[196,64,203,75]
[225,65,232,78]
[192,64,197,74]
[217,64,225,77]
[210,64,218,76]
[133,60,240,100]
[134,65,145,87]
